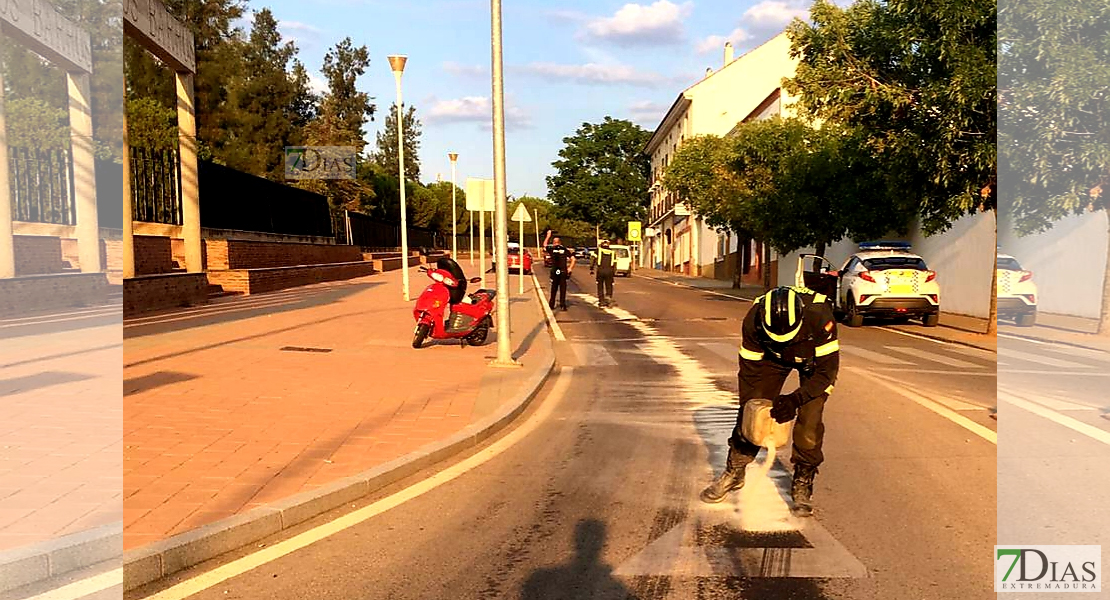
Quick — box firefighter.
[590,240,617,307]
[700,286,840,517]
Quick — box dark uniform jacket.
[546,244,570,278]
[738,287,840,405]
[591,248,616,278]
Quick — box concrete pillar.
[68,72,102,273]
[0,68,14,279]
[122,107,135,279]
[176,72,202,273]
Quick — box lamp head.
[387,55,408,74]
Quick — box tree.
[999,0,1110,333]
[785,0,996,327]
[297,38,376,212]
[665,120,913,289]
[4,98,70,150]
[375,103,422,182]
[219,9,316,179]
[546,117,651,237]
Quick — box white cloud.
[697,0,807,55]
[696,28,752,54]
[518,62,672,87]
[307,72,328,96]
[743,0,808,27]
[279,20,323,35]
[583,1,694,46]
[628,100,669,123]
[427,96,531,130]
[442,61,488,78]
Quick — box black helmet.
[758,287,804,343]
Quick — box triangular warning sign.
[511,203,532,222]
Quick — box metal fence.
[8,147,76,225]
[340,211,441,249]
[130,146,182,225]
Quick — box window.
[862,256,928,271]
[997,256,1022,270]
[615,247,631,259]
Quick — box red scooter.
[412,258,496,349]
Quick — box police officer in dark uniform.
[543,230,576,311]
[700,286,840,516]
[590,240,617,307]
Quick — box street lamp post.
[388,55,411,301]
[449,152,458,259]
[490,0,516,367]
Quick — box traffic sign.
[465,178,495,211]
[627,221,642,242]
[511,203,532,222]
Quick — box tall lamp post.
[449,152,459,259]
[388,55,411,301]
[490,0,516,366]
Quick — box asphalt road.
[124,271,998,600]
[996,333,1109,599]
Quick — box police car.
[996,253,1037,327]
[796,242,941,328]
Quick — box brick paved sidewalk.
[122,267,546,551]
[0,304,123,554]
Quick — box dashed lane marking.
[849,368,996,444]
[1000,389,1110,447]
[998,347,1096,370]
[839,345,914,366]
[886,345,987,369]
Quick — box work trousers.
[729,359,828,468]
[596,273,614,304]
[549,273,568,309]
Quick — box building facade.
[643,31,799,282]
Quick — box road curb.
[122,291,557,592]
[0,524,121,594]
[998,331,1109,354]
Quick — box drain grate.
[280,346,333,353]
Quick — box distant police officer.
[700,286,840,517]
[590,240,617,307]
[543,230,576,311]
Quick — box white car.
[607,244,633,276]
[796,242,941,327]
[996,253,1037,326]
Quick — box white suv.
[996,253,1037,326]
[796,242,941,327]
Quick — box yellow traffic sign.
[627,221,642,242]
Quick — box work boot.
[700,447,752,503]
[791,464,818,517]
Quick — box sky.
[247,0,816,198]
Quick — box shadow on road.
[520,519,637,600]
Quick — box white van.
[609,245,633,276]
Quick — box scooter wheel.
[413,323,431,349]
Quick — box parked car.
[609,244,633,277]
[996,253,1037,326]
[795,241,941,327]
[506,242,533,274]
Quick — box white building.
[644,32,798,283]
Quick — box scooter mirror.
[469,277,482,284]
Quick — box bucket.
[741,398,794,448]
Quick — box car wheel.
[846,296,864,327]
[1016,312,1036,327]
[922,313,940,327]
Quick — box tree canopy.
[784,0,996,235]
[375,103,423,182]
[546,117,651,237]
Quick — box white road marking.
[699,342,740,363]
[572,343,617,366]
[136,368,576,600]
[849,368,997,444]
[868,367,995,376]
[21,568,122,600]
[840,345,914,366]
[998,347,1094,370]
[1000,390,1110,446]
[877,325,995,353]
[533,273,565,341]
[998,333,1109,360]
[632,273,754,303]
[1019,394,1097,412]
[886,345,986,369]
[0,307,121,329]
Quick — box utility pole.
[490,0,517,367]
